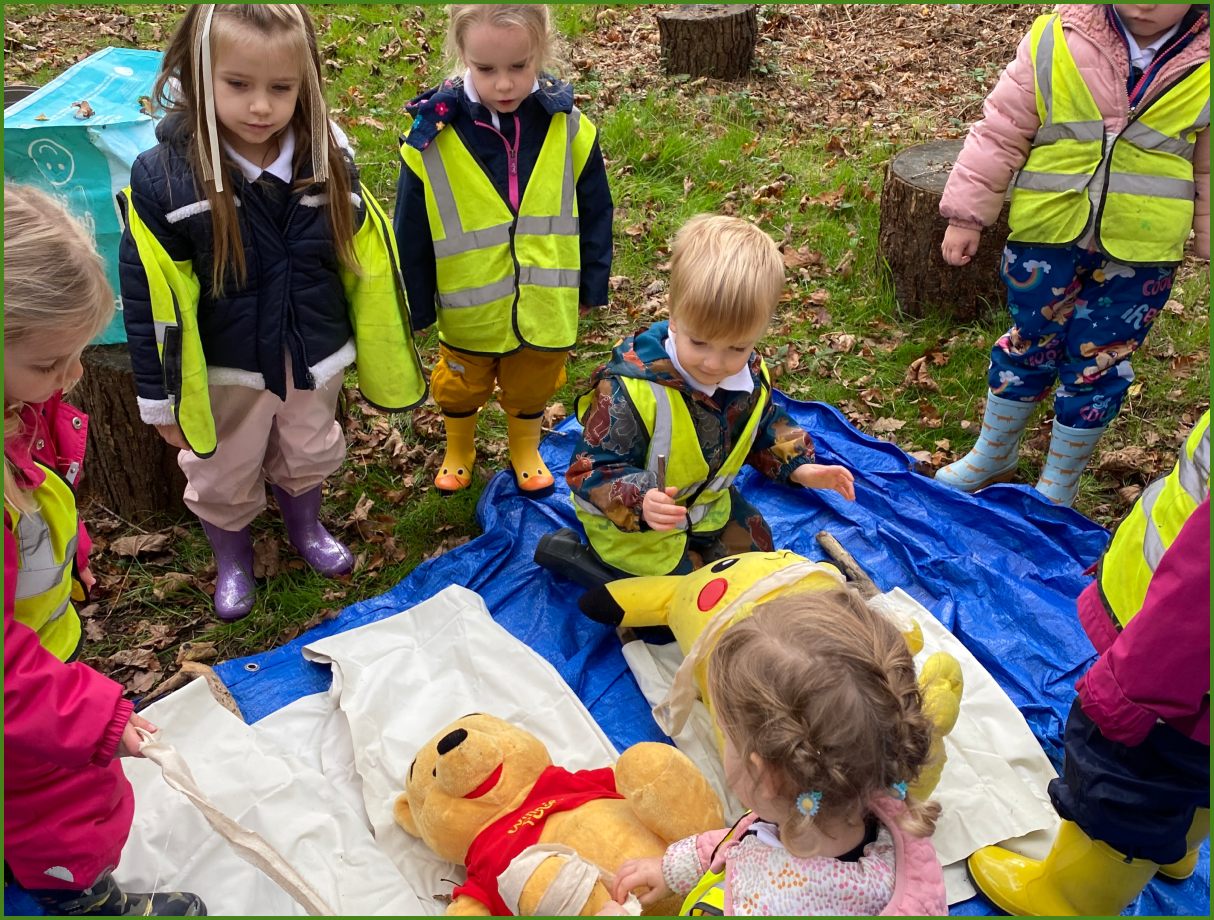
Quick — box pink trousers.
[179,374,345,530]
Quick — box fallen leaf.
[871,417,906,434]
[822,332,856,353]
[903,355,940,391]
[105,648,161,671]
[1096,445,1152,475]
[177,641,218,665]
[151,571,192,600]
[350,493,374,524]
[110,532,171,558]
[1117,484,1143,504]
[808,288,830,306]
[71,99,94,118]
[543,402,567,428]
[252,534,281,579]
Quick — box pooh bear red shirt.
[453,765,622,914]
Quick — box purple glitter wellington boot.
[271,485,354,576]
[199,520,255,621]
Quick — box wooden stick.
[815,531,879,599]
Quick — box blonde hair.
[3,184,115,514]
[668,214,785,341]
[445,4,560,77]
[153,4,355,295]
[709,588,941,840]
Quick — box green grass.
[4,4,1208,677]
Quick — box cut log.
[75,345,188,520]
[879,139,1012,323]
[657,5,758,80]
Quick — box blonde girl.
[609,589,947,916]
[120,4,425,620]
[394,3,613,495]
[4,184,205,916]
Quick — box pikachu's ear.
[579,575,681,628]
[393,793,420,837]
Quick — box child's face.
[461,22,537,115]
[4,334,87,407]
[669,319,762,389]
[1115,4,1191,44]
[211,33,301,165]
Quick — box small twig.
[92,501,150,535]
[815,530,879,598]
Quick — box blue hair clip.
[795,790,822,818]
[892,781,908,800]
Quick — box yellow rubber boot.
[968,820,1158,916]
[435,413,477,493]
[506,414,554,493]
[1158,808,1209,881]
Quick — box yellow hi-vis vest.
[572,366,771,576]
[1009,14,1210,265]
[1097,410,1210,629]
[5,464,85,661]
[120,183,426,456]
[400,108,596,355]
[679,815,754,915]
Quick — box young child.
[937,4,1209,507]
[120,4,425,620]
[969,410,1209,916]
[607,588,947,915]
[538,215,853,585]
[394,3,613,495]
[4,185,205,916]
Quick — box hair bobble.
[795,790,822,818]
[891,781,908,800]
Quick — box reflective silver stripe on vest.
[1105,173,1194,199]
[519,266,580,289]
[438,275,517,309]
[1036,120,1105,144]
[1142,429,1210,569]
[562,108,581,220]
[12,511,78,610]
[516,216,580,236]
[648,380,674,481]
[420,139,513,258]
[1015,170,1091,193]
[1036,18,1057,126]
[1120,120,1197,158]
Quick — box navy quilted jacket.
[119,116,360,402]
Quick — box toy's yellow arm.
[578,575,682,627]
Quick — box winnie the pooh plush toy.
[394,713,724,916]
[579,549,964,800]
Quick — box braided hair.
[708,586,942,841]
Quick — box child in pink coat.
[604,588,947,916]
[937,4,1209,506]
[4,185,205,915]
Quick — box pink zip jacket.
[1075,496,1210,747]
[941,4,1210,259]
[662,796,946,915]
[4,393,135,891]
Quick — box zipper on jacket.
[473,113,522,212]
[281,191,314,389]
[1109,8,1206,115]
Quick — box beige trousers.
[179,373,345,530]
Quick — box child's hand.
[642,487,687,530]
[79,565,96,593]
[793,463,856,500]
[594,902,629,916]
[941,225,981,266]
[155,423,189,450]
[612,857,670,908]
[118,713,158,758]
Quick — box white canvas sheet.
[116,584,1060,913]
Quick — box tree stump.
[75,346,188,520]
[879,139,1012,323]
[657,5,758,80]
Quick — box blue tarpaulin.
[8,397,1205,915]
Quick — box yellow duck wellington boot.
[506,414,554,493]
[968,820,1158,916]
[435,413,477,493]
[1157,808,1209,881]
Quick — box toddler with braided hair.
[605,587,947,915]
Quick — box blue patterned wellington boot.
[1035,420,1106,506]
[936,392,1037,492]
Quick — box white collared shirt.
[462,70,541,130]
[664,328,755,398]
[1114,10,1182,71]
[222,125,297,183]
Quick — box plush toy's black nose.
[437,728,468,755]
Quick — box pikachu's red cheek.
[697,578,728,612]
